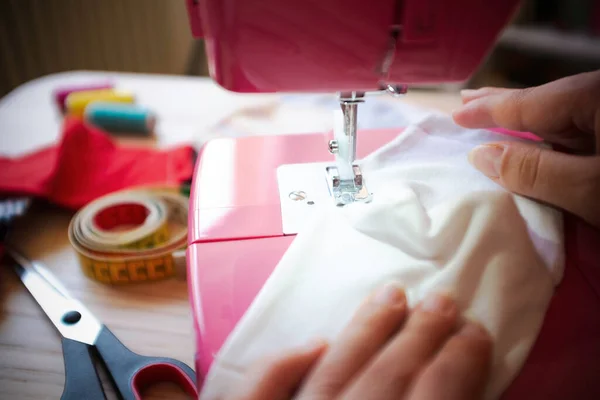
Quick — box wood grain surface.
[0,203,195,400]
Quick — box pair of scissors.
[3,245,199,400]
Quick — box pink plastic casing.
[185,1,600,397]
[186,130,399,383]
[185,0,520,92]
[187,131,600,399]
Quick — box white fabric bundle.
[199,113,564,400]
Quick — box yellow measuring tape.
[68,187,188,285]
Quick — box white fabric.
[199,114,564,400]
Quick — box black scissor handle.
[60,337,106,400]
[95,325,198,400]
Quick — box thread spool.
[85,102,156,134]
[54,82,114,112]
[66,89,135,118]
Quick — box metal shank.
[339,99,361,166]
[324,92,368,206]
[325,86,408,206]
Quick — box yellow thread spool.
[66,89,135,118]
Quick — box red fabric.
[503,216,600,400]
[0,118,195,209]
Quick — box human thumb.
[468,142,600,228]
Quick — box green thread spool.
[85,102,156,134]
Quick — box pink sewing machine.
[185,1,600,398]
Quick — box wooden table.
[0,72,463,399]
[1,205,195,400]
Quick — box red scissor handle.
[93,325,199,400]
[132,362,198,399]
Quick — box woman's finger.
[297,283,408,399]
[343,292,459,400]
[452,71,600,151]
[468,142,600,228]
[408,321,493,400]
[234,341,327,400]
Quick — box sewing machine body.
[185,0,521,202]
[187,127,600,399]
[187,128,399,378]
[184,0,600,398]
[185,0,520,92]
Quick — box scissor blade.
[4,245,102,345]
[31,262,73,299]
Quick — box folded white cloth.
[199,113,564,400]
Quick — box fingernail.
[460,89,491,105]
[468,144,505,178]
[420,292,456,317]
[451,97,496,128]
[374,283,406,307]
[303,338,329,352]
[460,89,480,98]
[458,322,491,339]
[460,88,504,101]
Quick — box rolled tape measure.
[68,187,188,285]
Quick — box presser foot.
[276,162,373,234]
[325,165,371,206]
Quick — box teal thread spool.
[84,102,156,134]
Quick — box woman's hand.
[452,70,600,228]
[231,285,492,400]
